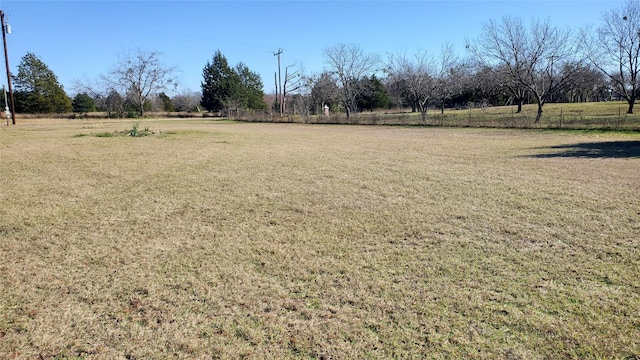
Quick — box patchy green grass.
[72,121,170,138]
[0,119,638,359]
[73,131,116,138]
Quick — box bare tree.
[272,49,307,116]
[467,16,582,122]
[282,63,307,114]
[104,89,125,118]
[464,64,509,107]
[485,64,529,112]
[384,75,408,111]
[436,46,462,114]
[466,17,528,113]
[222,97,242,119]
[276,64,306,115]
[554,62,607,102]
[498,65,529,112]
[580,0,640,113]
[289,71,314,118]
[73,76,110,115]
[172,88,202,112]
[322,44,380,119]
[386,50,433,123]
[74,76,128,118]
[105,48,177,117]
[386,45,457,124]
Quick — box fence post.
[511,109,514,128]
[618,107,621,130]
[618,108,622,130]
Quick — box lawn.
[1,119,639,359]
[285,101,640,130]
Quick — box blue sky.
[0,0,623,95]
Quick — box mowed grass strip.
[1,120,639,359]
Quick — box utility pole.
[274,71,277,117]
[1,10,15,125]
[273,48,283,116]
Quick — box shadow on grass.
[527,141,640,159]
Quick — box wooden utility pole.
[273,48,283,116]
[1,10,15,125]
[274,71,278,116]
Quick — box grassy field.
[438,101,640,129]
[261,101,640,130]
[1,119,639,359]
[16,101,640,130]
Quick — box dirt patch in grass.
[1,120,639,359]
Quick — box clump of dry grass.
[1,119,639,359]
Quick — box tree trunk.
[516,98,523,113]
[418,100,429,125]
[535,103,543,123]
[627,96,635,114]
[139,95,145,117]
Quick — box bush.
[128,122,153,137]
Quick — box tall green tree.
[235,62,267,111]
[158,92,175,112]
[201,50,236,112]
[13,52,71,113]
[72,93,96,113]
[356,75,390,111]
[201,50,267,113]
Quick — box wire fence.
[241,107,640,131]
[12,106,640,131]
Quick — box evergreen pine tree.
[72,93,96,113]
[201,50,235,112]
[13,52,72,113]
[201,50,267,112]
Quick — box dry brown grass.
[1,119,639,359]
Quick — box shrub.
[128,122,152,137]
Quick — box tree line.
[9,0,640,122]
